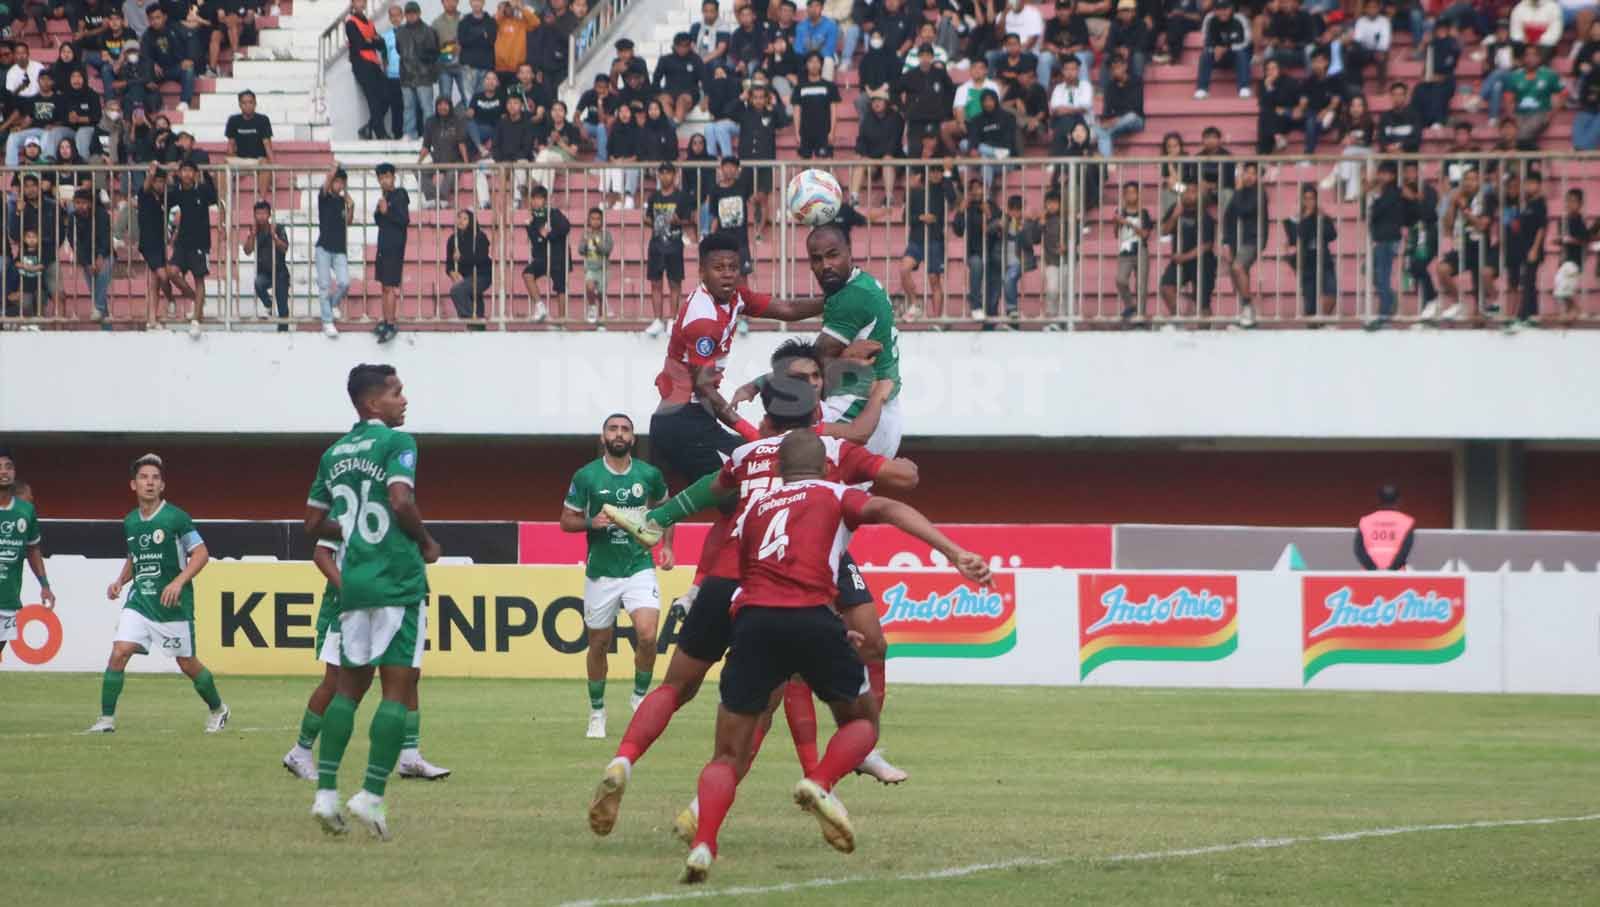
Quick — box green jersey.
[122,502,204,621]
[0,495,42,610]
[564,457,668,580]
[308,420,428,611]
[821,267,902,421]
[1506,67,1562,114]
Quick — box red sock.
[615,685,680,763]
[692,760,738,856]
[783,680,819,775]
[806,719,878,791]
[867,660,886,713]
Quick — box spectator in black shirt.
[1256,57,1300,153]
[770,0,800,49]
[655,33,705,122]
[951,176,1003,319]
[689,0,730,64]
[1003,67,1049,144]
[991,32,1039,89]
[1509,170,1547,324]
[61,69,100,160]
[526,9,570,90]
[1095,52,1144,156]
[1159,182,1219,318]
[467,70,504,148]
[166,160,216,336]
[135,166,178,327]
[731,80,789,233]
[480,93,536,210]
[708,156,755,272]
[521,184,569,319]
[459,0,497,95]
[791,53,840,158]
[1285,182,1339,316]
[899,44,955,152]
[446,208,493,328]
[758,33,803,99]
[645,161,695,333]
[420,95,470,208]
[1264,0,1316,69]
[1401,159,1441,319]
[68,188,113,324]
[314,165,352,336]
[241,200,291,331]
[640,98,680,162]
[1554,187,1590,317]
[7,172,58,310]
[683,132,716,235]
[1300,49,1342,154]
[1195,1,1252,98]
[600,100,642,209]
[1366,160,1405,323]
[1043,0,1092,76]
[224,89,274,196]
[141,7,197,110]
[1102,0,1149,86]
[1377,81,1422,153]
[855,28,900,120]
[1222,160,1266,326]
[968,89,1018,187]
[852,87,902,203]
[372,162,410,342]
[1414,19,1460,129]
[1195,125,1236,208]
[727,4,768,75]
[701,63,742,158]
[900,160,956,317]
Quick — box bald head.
[778,430,826,480]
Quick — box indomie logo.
[876,571,1017,660]
[1300,577,1466,684]
[1077,574,1239,680]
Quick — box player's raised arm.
[858,496,990,585]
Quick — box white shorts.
[1555,260,1580,299]
[822,393,904,460]
[318,628,342,667]
[115,609,194,658]
[583,569,660,630]
[0,609,17,643]
[338,603,426,669]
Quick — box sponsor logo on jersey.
[1301,576,1466,684]
[694,335,716,358]
[1077,574,1239,680]
[877,571,1017,659]
[0,518,24,535]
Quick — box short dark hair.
[238,89,255,102]
[0,445,14,465]
[603,412,634,430]
[130,453,164,479]
[254,200,272,213]
[73,188,93,202]
[347,364,397,407]
[1378,484,1399,506]
[719,155,740,166]
[375,162,396,176]
[657,161,676,173]
[1044,189,1061,202]
[1526,170,1543,184]
[807,222,848,247]
[589,206,604,217]
[1378,161,1398,176]
[1202,125,1222,139]
[699,232,740,257]
[771,337,822,371]
[529,185,549,200]
[1389,81,1407,93]
[1568,187,1584,201]
[179,159,198,172]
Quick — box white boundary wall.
[6,331,1600,438]
[5,561,1597,694]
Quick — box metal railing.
[566,0,635,98]
[0,153,1592,334]
[313,8,349,127]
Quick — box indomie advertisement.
[875,570,1017,659]
[1076,574,1239,679]
[1300,576,1467,684]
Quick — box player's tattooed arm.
[861,497,991,585]
[388,484,442,563]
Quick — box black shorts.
[720,605,867,715]
[751,168,774,194]
[835,552,873,609]
[522,257,568,293]
[374,249,404,287]
[676,575,738,662]
[648,403,742,487]
[140,244,167,270]
[171,245,209,278]
[647,246,684,283]
[1446,242,1499,277]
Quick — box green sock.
[648,473,726,527]
[317,694,358,790]
[402,709,420,751]
[191,668,222,711]
[297,708,323,750]
[633,669,652,697]
[587,680,605,710]
[100,669,125,717]
[362,700,408,797]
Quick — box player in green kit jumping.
[87,454,227,734]
[805,224,904,459]
[561,414,674,740]
[303,364,442,840]
[280,537,450,782]
[0,447,55,657]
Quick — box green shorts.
[338,603,425,669]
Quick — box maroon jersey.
[731,480,872,613]
[707,431,885,580]
[654,284,772,406]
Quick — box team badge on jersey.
[151,529,165,545]
[694,336,716,357]
[632,482,644,498]
[398,450,416,469]
[13,518,24,533]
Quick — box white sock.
[689,796,699,817]
[314,788,340,809]
[400,747,419,762]
[291,743,312,760]
[608,756,632,779]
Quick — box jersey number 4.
[331,479,391,545]
[757,507,790,562]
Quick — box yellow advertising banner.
[192,562,698,678]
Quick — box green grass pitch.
[4,674,1596,906]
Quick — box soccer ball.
[785,169,843,226]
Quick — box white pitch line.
[0,724,295,739]
[557,812,1600,907]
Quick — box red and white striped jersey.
[654,284,772,405]
[707,431,885,580]
[731,479,873,613]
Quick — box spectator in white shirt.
[1511,0,1564,60]
[997,0,1046,52]
[941,57,1004,150]
[1346,0,1392,87]
[6,43,45,99]
[1049,55,1094,152]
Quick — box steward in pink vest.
[1355,485,1415,571]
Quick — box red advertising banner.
[1076,574,1239,679]
[1300,576,1467,684]
[519,522,1111,569]
[873,570,1018,659]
